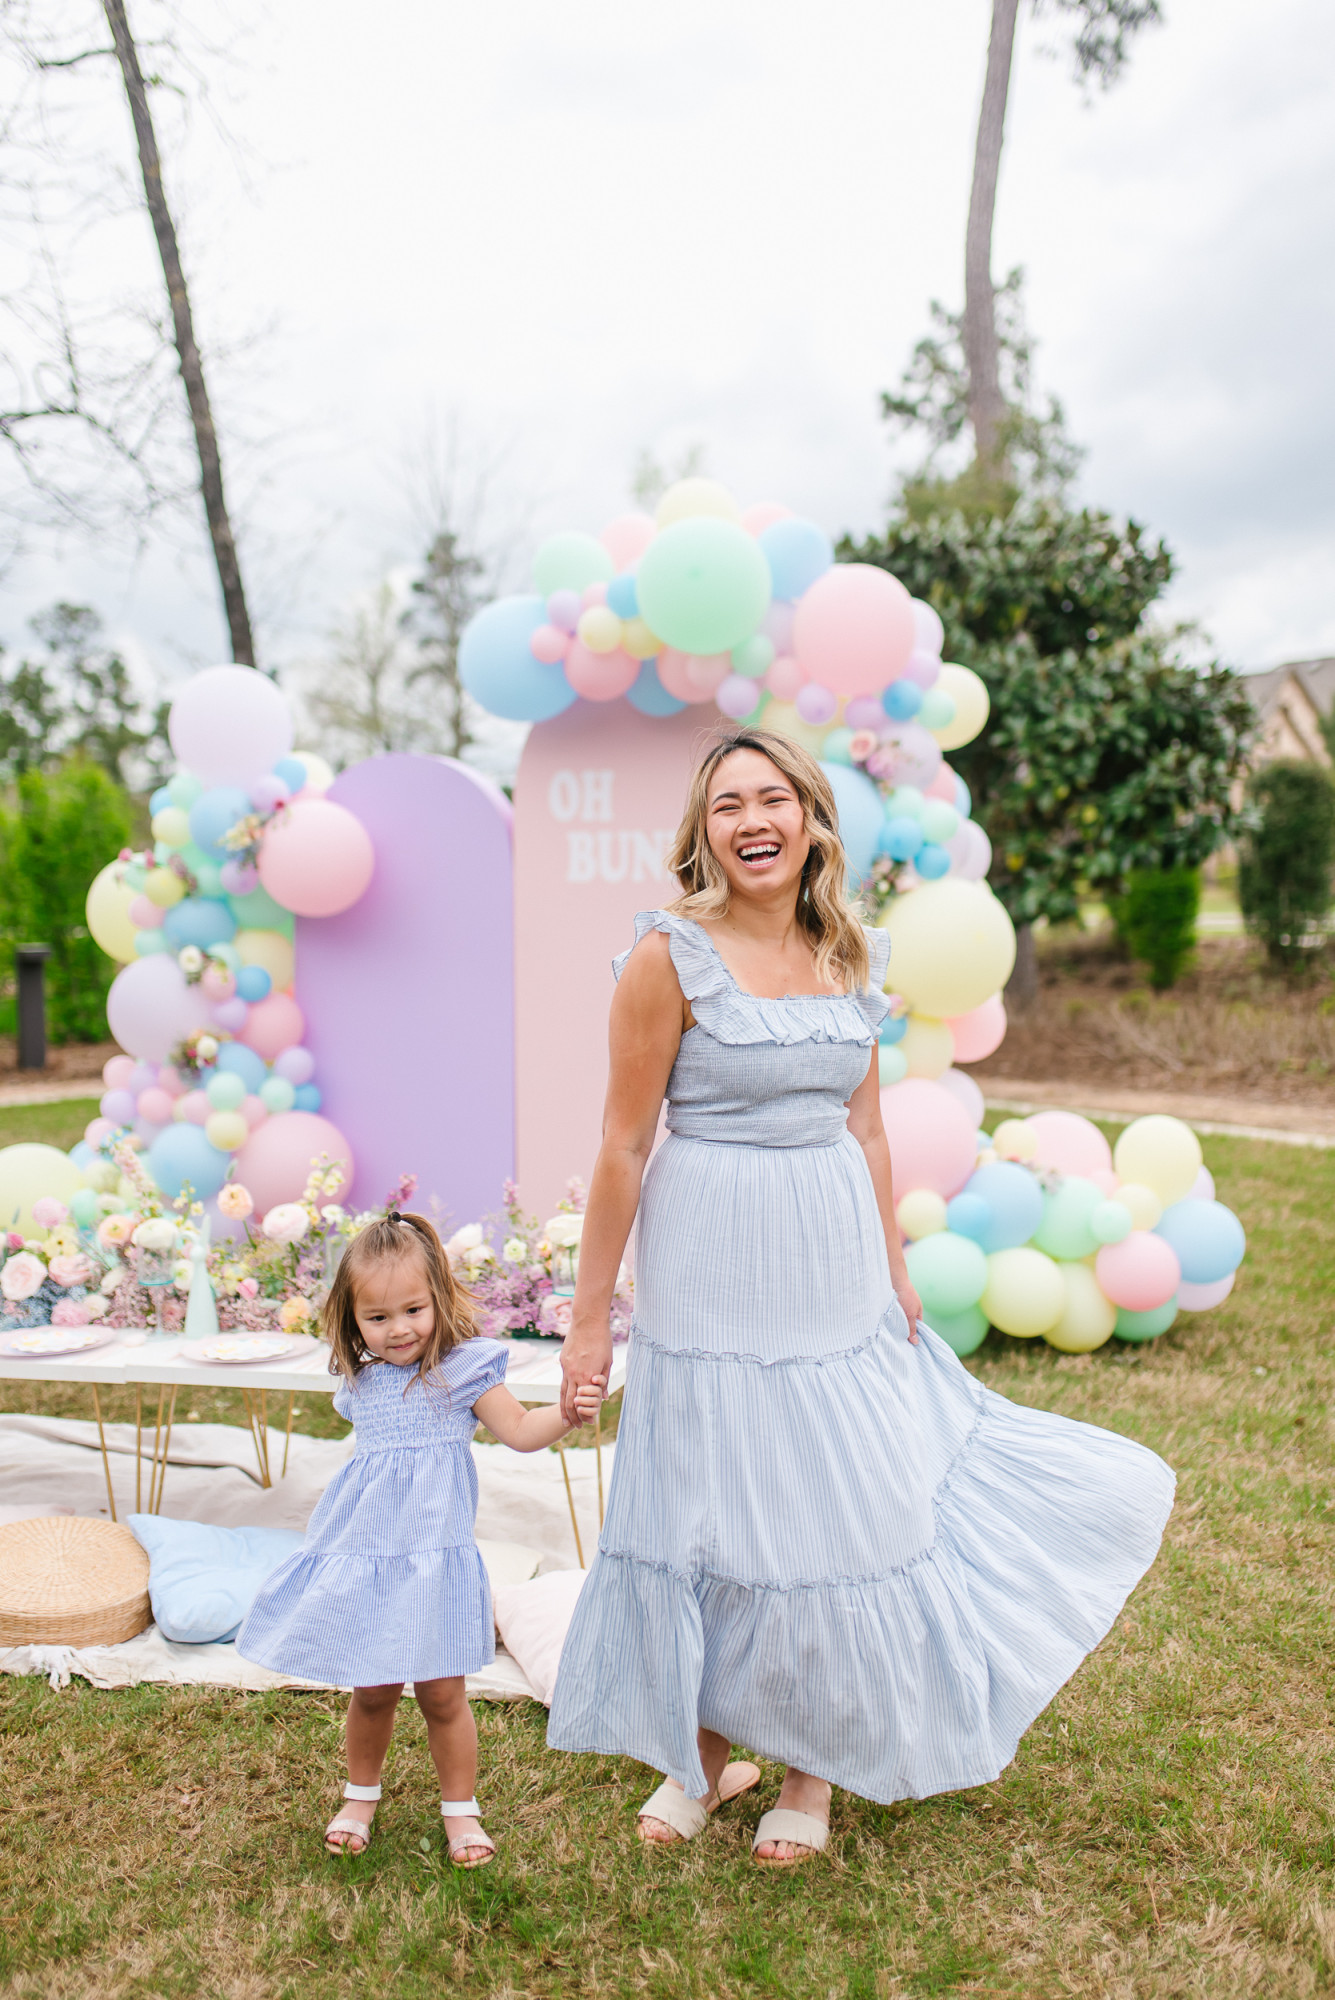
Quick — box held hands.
[560,1319,613,1426]
[568,1376,607,1428]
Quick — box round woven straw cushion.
[0,1517,151,1647]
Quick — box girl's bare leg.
[414,1677,490,1863]
[328,1682,404,1849]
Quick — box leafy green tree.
[1109,866,1201,989]
[1238,762,1335,973]
[0,602,170,789]
[0,759,131,1042]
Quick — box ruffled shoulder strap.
[854,925,892,1037]
[612,909,731,1007]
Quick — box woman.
[550,727,1173,1865]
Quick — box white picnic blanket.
[0,1412,613,1700]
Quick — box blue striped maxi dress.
[237,1339,508,1686]
[547,911,1174,1804]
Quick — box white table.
[0,1334,627,1561]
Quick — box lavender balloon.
[795,684,837,725]
[273,1045,316,1086]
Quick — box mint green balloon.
[229,884,294,936]
[168,771,203,809]
[1035,1176,1104,1260]
[887,786,924,819]
[635,518,771,656]
[1114,1299,1178,1343]
[905,1230,989,1317]
[918,687,957,730]
[1091,1199,1133,1245]
[533,532,615,596]
[919,800,959,845]
[822,727,854,766]
[731,633,774,679]
[205,1069,246,1112]
[927,1303,988,1357]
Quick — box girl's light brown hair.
[666,726,872,992]
[323,1211,478,1388]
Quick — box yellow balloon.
[655,478,742,528]
[85,862,138,962]
[145,867,186,909]
[1113,1181,1163,1230]
[204,1110,248,1152]
[760,700,839,760]
[1113,1116,1202,1207]
[992,1118,1037,1162]
[621,618,661,660]
[981,1246,1066,1338]
[577,605,623,655]
[900,1014,954,1080]
[151,807,192,847]
[235,927,295,991]
[1046,1262,1116,1353]
[931,665,990,751]
[878,880,1016,1019]
[293,750,334,793]
[896,1189,948,1240]
[0,1145,88,1236]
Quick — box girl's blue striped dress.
[547,911,1175,1803]
[238,1339,508,1686]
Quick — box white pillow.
[492,1569,587,1705]
[477,1538,543,1591]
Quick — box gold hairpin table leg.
[241,1389,272,1487]
[148,1387,178,1513]
[281,1392,295,1479]
[557,1439,585,1569]
[91,1386,117,1523]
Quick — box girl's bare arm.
[474,1378,606,1453]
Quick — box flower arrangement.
[446,1179,633,1342]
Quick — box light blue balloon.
[69,1145,96,1175]
[228,884,293,936]
[189,786,250,858]
[758,517,834,600]
[162,897,236,950]
[293,1082,323,1113]
[147,1123,229,1201]
[915,842,951,880]
[626,660,687,717]
[954,775,972,819]
[235,964,272,1002]
[883,680,923,720]
[945,1192,992,1245]
[460,595,580,722]
[1155,1199,1246,1284]
[605,574,639,618]
[150,784,174,815]
[274,756,307,791]
[878,816,923,862]
[820,761,884,882]
[215,1042,267,1093]
[822,727,854,766]
[878,1012,907,1046]
[961,1161,1044,1253]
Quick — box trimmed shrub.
[1238,761,1335,972]
[1110,867,1201,990]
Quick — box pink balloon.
[103,1054,135,1091]
[258,798,374,918]
[563,642,639,701]
[1095,1232,1180,1312]
[880,1078,979,1197]
[128,895,163,930]
[925,764,957,803]
[764,655,806,701]
[1178,1272,1235,1312]
[912,601,944,657]
[240,1093,269,1129]
[936,1066,985,1128]
[795,684,837,725]
[85,1117,115,1148]
[580,581,608,608]
[793,564,915,696]
[136,1087,175,1126]
[177,1090,211,1126]
[656,650,729,703]
[762,601,796,652]
[1024,1111,1113,1179]
[903,649,942,690]
[530,623,570,666]
[157,1065,186,1097]
[240,991,306,1062]
[233,1111,354,1219]
[949,820,992,882]
[946,994,1007,1063]
[741,502,792,536]
[716,674,760,719]
[1090,1169,1120,1196]
[878,721,942,788]
[844,696,884,732]
[248,773,290,813]
[600,512,656,569]
[201,962,235,1000]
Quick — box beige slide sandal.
[752,1807,829,1866]
[637,1760,762,1843]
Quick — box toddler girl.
[238,1210,603,1866]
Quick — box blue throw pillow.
[127,1515,304,1645]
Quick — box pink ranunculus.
[6,1233,23,1252]
[1,1252,47,1301]
[217,1182,254,1220]
[538,1294,574,1337]
[31,1197,69,1230]
[848,730,880,764]
[48,1254,95,1289]
[97,1213,136,1250]
[238,1277,259,1299]
[50,1297,93,1327]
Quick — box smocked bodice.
[613,911,890,1148]
[332,1337,508,1451]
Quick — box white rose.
[172,1259,192,1290]
[502,1237,527,1265]
[463,1242,494,1268]
[543,1213,584,1249]
[445,1224,483,1259]
[262,1203,310,1245]
[132,1218,177,1254]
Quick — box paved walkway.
[981,1076,1335,1149]
[0,1078,102,1109]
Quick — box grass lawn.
[2,1127,1334,1996]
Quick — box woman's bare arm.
[846,1055,923,1340]
[558,930,686,1422]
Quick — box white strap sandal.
[752,1808,829,1866]
[637,1761,762,1844]
[441,1796,496,1869]
[326,1781,381,1854]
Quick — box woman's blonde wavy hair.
[666,726,871,993]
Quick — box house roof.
[1240,661,1331,766]
[1244,658,1335,715]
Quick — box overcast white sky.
[4,0,1333,685]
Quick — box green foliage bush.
[1238,761,1335,973]
[0,760,132,1043]
[1109,866,1200,989]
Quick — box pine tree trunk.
[963,0,1020,479]
[101,0,256,667]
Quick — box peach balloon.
[233,1111,353,1219]
[240,991,306,1062]
[258,798,374,919]
[793,564,915,695]
[741,502,792,535]
[945,993,1006,1063]
[241,1093,269,1129]
[764,655,806,701]
[656,650,730,703]
[1024,1110,1113,1179]
[564,642,639,701]
[600,513,656,569]
[925,764,958,803]
[880,1077,979,1198]
[1095,1231,1181,1312]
